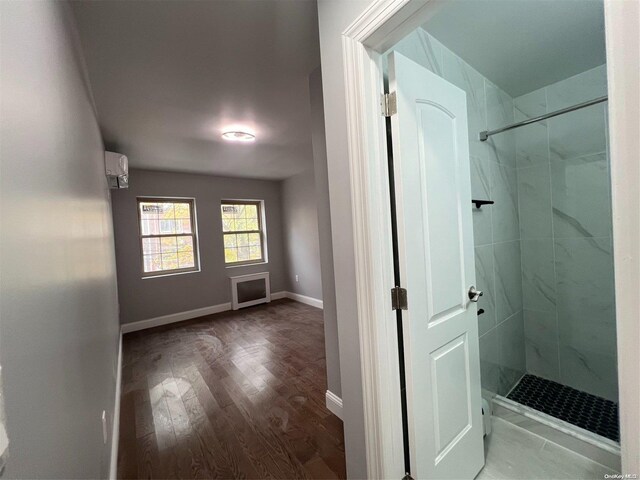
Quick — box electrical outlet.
[101,410,108,444]
[295,275,299,282]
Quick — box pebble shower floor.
[507,374,619,442]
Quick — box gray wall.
[0,1,120,477]
[309,67,341,398]
[317,1,372,477]
[515,65,617,401]
[281,169,323,300]
[111,168,287,325]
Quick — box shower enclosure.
[390,21,618,448]
[483,65,618,442]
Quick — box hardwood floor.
[118,299,346,480]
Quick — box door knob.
[468,286,483,302]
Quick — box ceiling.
[71,0,320,180]
[423,0,606,97]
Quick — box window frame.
[221,199,266,267]
[136,196,200,278]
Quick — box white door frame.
[341,0,639,477]
[603,0,640,475]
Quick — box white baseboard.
[285,291,323,309]
[120,302,232,333]
[119,291,321,334]
[325,390,343,419]
[271,291,287,300]
[109,332,123,480]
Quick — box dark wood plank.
[136,432,161,480]
[162,377,213,479]
[118,299,345,479]
[118,390,139,479]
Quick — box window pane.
[158,203,175,218]
[159,219,176,234]
[221,205,238,217]
[224,234,236,248]
[235,218,247,231]
[222,219,234,232]
[140,202,161,220]
[249,245,262,260]
[162,253,178,270]
[237,246,250,261]
[160,236,177,253]
[248,233,261,246]
[177,236,193,252]
[141,219,160,235]
[236,233,249,247]
[173,203,191,219]
[246,218,259,230]
[143,254,162,272]
[245,204,257,220]
[142,237,161,254]
[224,248,238,263]
[178,251,195,268]
[140,202,162,218]
[176,218,192,234]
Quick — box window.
[221,200,265,265]
[137,198,199,276]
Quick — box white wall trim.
[109,333,123,480]
[119,291,323,333]
[604,0,640,474]
[120,302,232,333]
[340,1,437,478]
[285,291,323,309]
[326,390,343,419]
[271,291,287,300]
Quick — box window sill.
[142,269,201,280]
[225,261,269,269]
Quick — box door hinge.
[381,91,397,117]
[391,286,408,310]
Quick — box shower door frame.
[340,0,639,477]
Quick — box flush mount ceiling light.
[221,130,256,142]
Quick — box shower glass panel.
[503,65,618,441]
[513,65,615,402]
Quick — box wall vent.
[230,272,271,310]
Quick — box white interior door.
[388,52,484,479]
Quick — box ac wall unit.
[105,151,129,189]
[230,272,270,310]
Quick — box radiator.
[230,272,271,310]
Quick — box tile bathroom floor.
[477,417,615,479]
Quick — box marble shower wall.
[392,29,525,399]
[514,65,617,402]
